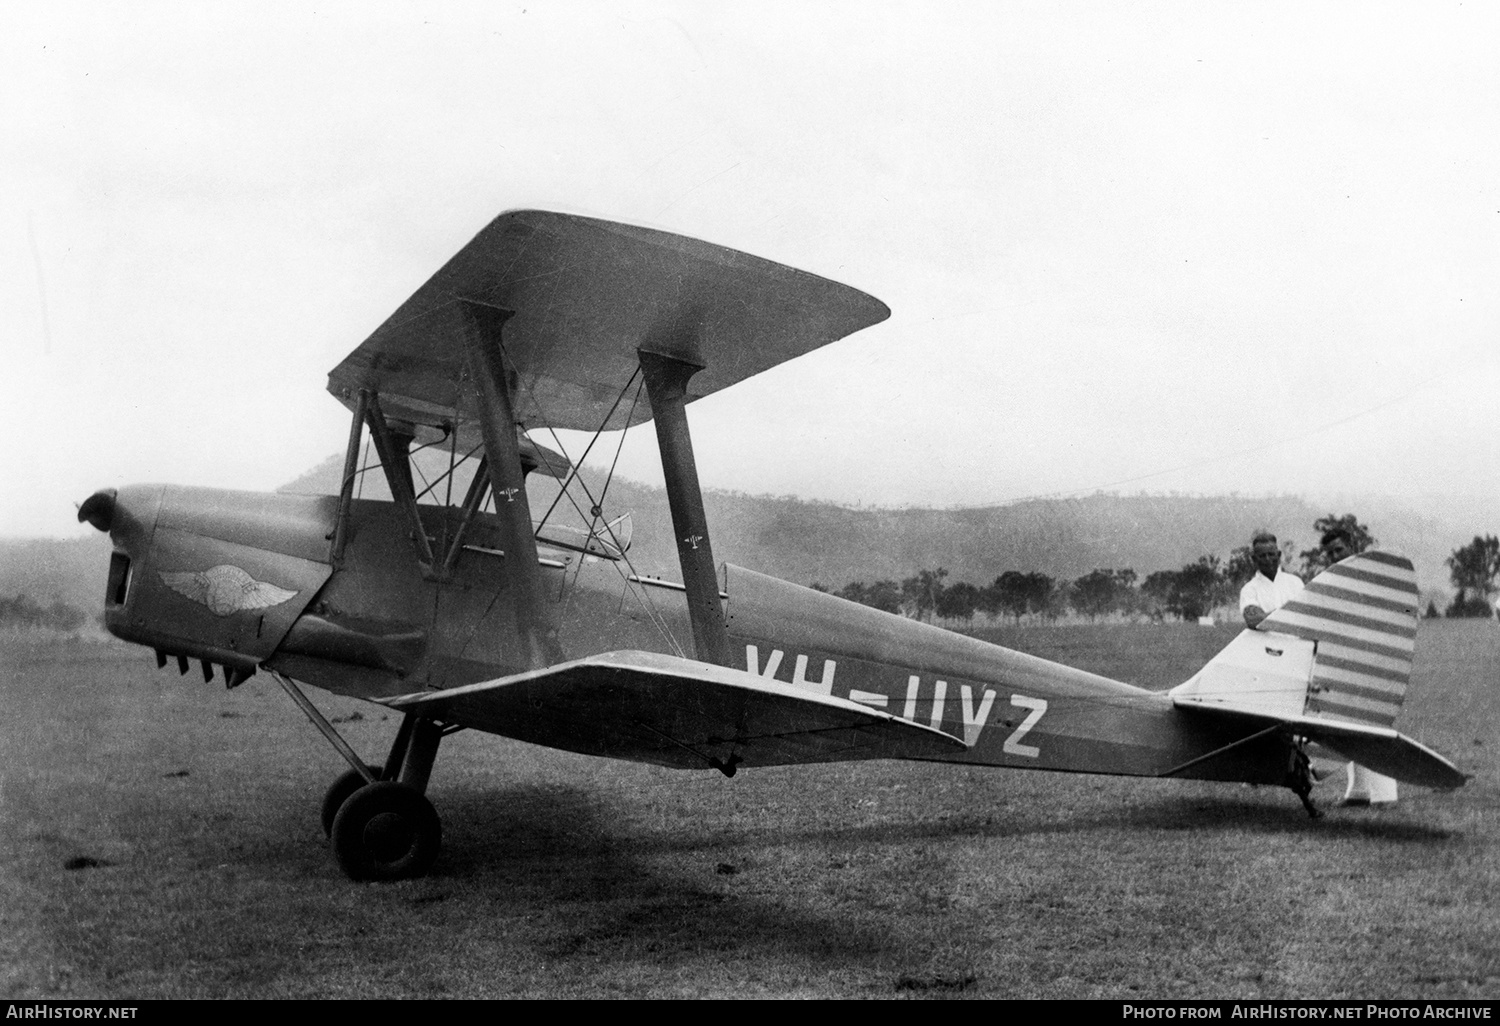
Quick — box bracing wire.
[355,438,371,501]
[593,377,645,540]
[533,366,642,534]
[415,442,484,502]
[496,342,685,657]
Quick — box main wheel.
[321,765,379,837]
[331,781,442,881]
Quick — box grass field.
[2,621,1496,999]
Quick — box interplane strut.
[460,300,563,670]
[638,349,732,668]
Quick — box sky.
[4,1,1498,538]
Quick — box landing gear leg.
[1285,739,1323,820]
[271,671,448,880]
[330,712,446,881]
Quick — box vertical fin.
[1259,551,1418,728]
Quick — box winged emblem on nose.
[159,565,299,616]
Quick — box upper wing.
[378,649,965,770]
[327,210,891,437]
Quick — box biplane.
[77,210,1467,880]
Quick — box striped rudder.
[1259,551,1419,728]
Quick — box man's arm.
[1243,605,1268,629]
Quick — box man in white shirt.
[1240,531,1303,629]
[1237,530,1319,814]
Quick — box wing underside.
[379,650,967,770]
[327,210,891,439]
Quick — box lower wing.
[379,650,967,771]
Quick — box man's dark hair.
[1252,530,1278,547]
[1320,525,1353,550]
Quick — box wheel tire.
[331,781,441,881]
[321,765,379,838]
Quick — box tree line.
[814,514,1500,623]
[0,593,93,633]
[813,561,1237,623]
[1447,534,1500,618]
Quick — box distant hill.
[279,452,1479,599]
[3,456,1486,620]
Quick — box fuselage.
[92,484,1293,786]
